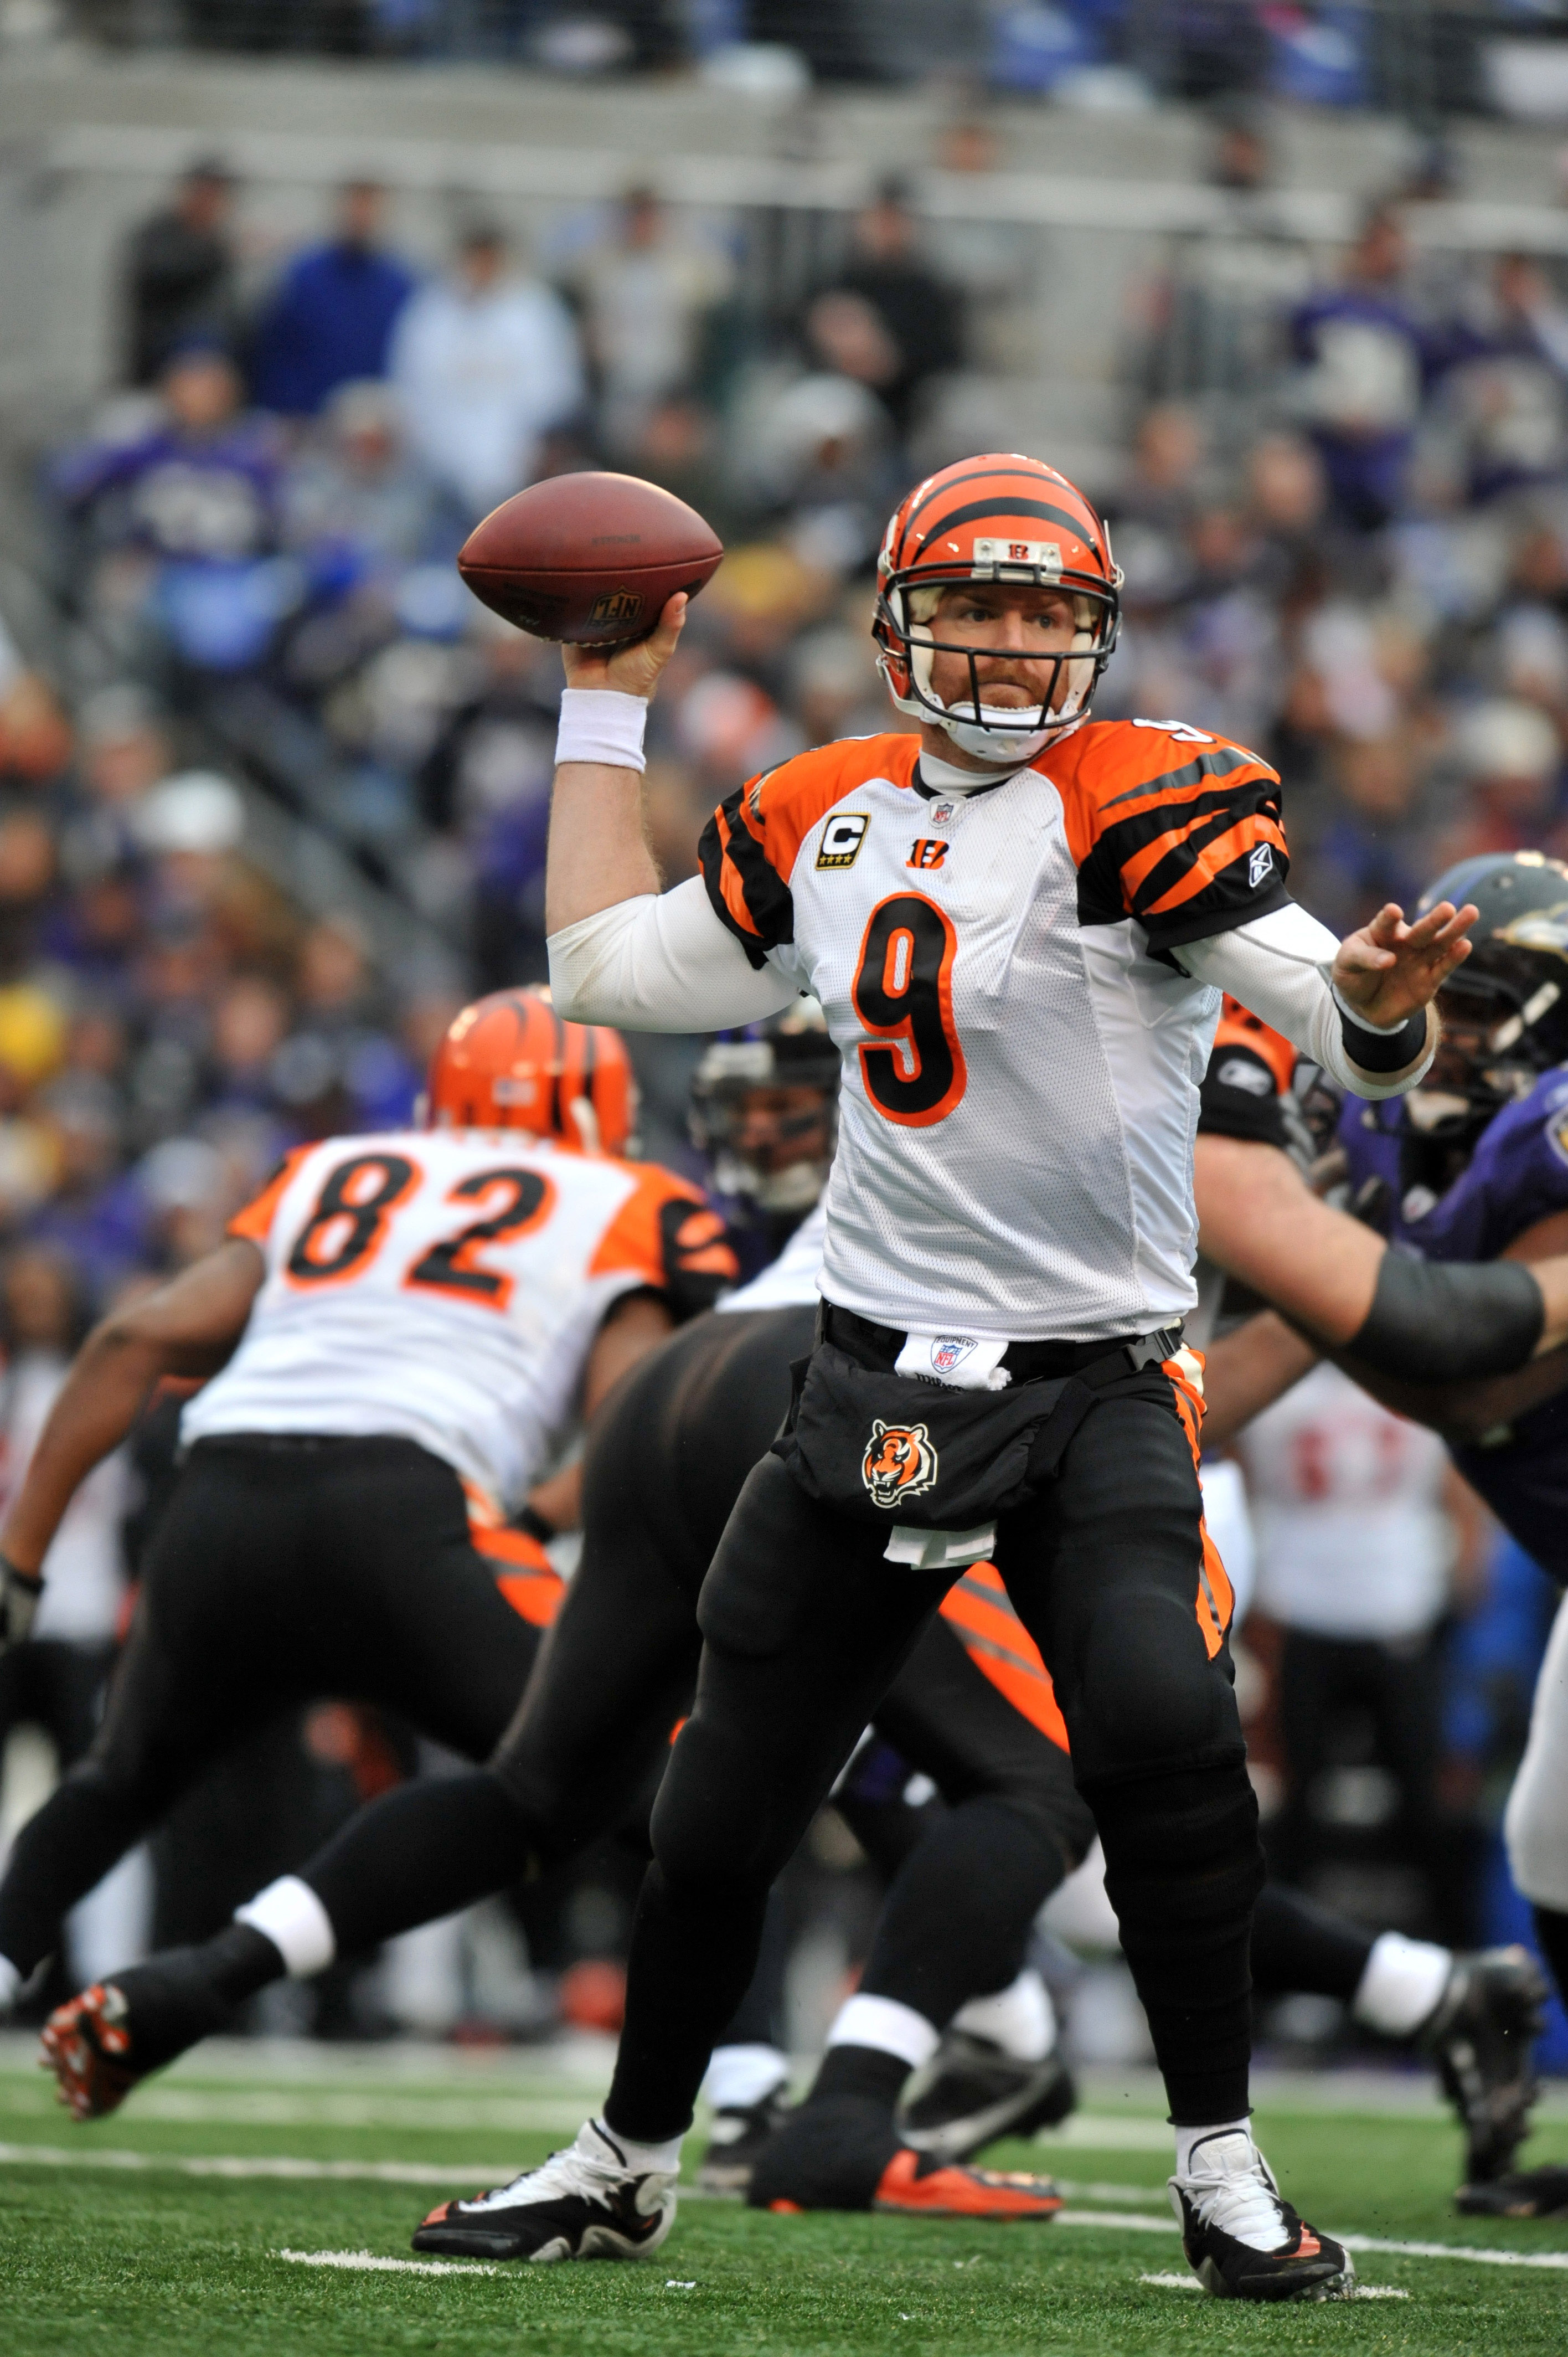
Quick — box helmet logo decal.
[817,812,870,871]
[972,537,1063,574]
[862,1419,938,1508]
[1497,905,1568,963]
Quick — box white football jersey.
[1238,1361,1452,1641]
[701,724,1288,1341]
[182,1129,732,1515]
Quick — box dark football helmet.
[1411,851,1568,1150]
[689,999,840,1217]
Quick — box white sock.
[592,2117,684,2175]
[234,1876,336,1978]
[1173,2118,1254,2178]
[1352,1932,1452,2038]
[0,1954,20,2014]
[704,2042,790,2113]
[825,1992,939,2070]
[951,1967,1055,2062]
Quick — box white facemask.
[714,1149,828,1215]
[884,589,1101,763]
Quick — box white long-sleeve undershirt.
[547,881,1432,1099]
[1173,900,1434,1098]
[549,877,796,1031]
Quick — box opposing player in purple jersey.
[1338,850,1568,2217]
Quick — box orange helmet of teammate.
[423,989,637,1155]
[872,452,1121,763]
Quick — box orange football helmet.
[424,989,636,1155]
[873,452,1121,760]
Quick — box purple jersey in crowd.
[1339,1073,1568,1579]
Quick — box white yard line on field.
[1060,2206,1568,2272]
[1046,2116,1175,2150]
[277,2247,497,2277]
[1139,2273,1409,2300]
[3,2143,1566,2271]
[0,2085,593,2131]
[0,2142,512,2185]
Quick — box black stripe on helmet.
[902,494,1110,556]
[902,461,1094,537]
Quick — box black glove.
[0,1552,43,1655]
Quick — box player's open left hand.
[1332,899,1477,1031]
[560,593,688,704]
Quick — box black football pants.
[603,1382,1262,2142]
[0,1435,541,1980]
[300,1307,1093,2037]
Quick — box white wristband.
[555,688,648,775]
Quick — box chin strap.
[879,657,1087,764]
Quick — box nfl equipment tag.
[894,1330,1012,1391]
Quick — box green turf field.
[2,2036,1566,2357]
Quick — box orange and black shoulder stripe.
[1049,721,1288,950]
[698,734,920,966]
[228,1144,314,1246]
[589,1162,739,1318]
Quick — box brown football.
[457,472,724,646]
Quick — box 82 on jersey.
[852,893,967,1127]
[285,1151,556,1312]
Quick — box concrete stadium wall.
[1,48,1565,476]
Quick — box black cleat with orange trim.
[1169,2131,1352,2302]
[872,2149,1064,2219]
[40,1954,234,2122]
[747,2092,1061,2219]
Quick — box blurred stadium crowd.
[56,0,1567,121]
[3,90,1568,2064]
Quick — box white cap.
[1453,698,1561,783]
[136,770,246,855]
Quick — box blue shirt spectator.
[249,183,415,419]
[1290,205,1447,532]
[56,344,282,563]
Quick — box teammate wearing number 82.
[0,990,735,2023]
[536,452,1479,2299]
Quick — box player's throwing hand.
[1332,898,1478,1030]
[560,593,688,703]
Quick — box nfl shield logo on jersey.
[930,1336,976,1376]
[862,1419,939,1509]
